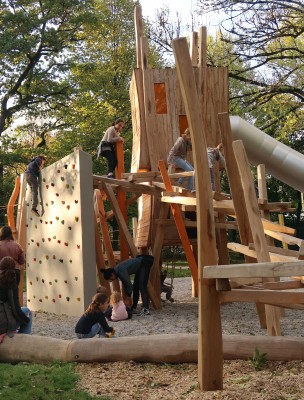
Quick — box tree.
[0,0,97,138]
[197,0,304,131]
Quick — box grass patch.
[165,267,192,278]
[0,362,110,400]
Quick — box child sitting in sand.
[75,293,115,338]
[110,291,132,322]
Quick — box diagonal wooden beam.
[233,139,281,336]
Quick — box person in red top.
[0,226,25,286]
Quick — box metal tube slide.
[230,116,304,193]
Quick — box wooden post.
[148,202,170,310]
[172,37,222,391]
[7,176,20,238]
[116,141,129,262]
[278,214,288,250]
[190,32,198,66]
[134,6,143,69]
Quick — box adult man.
[25,155,46,217]
[101,255,154,317]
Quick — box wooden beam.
[172,37,222,391]
[227,242,297,262]
[261,218,296,235]
[249,243,299,257]
[219,289,304,305]
[158,160,198,291]
[93,175,161,196]
[233,139,281,336]
[264,229,303,247]
[102,183,137,258]
[204,260,304,279]
[263,280,304,290]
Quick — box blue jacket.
[25,158,43,177]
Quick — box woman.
[97,118,125,178]
[0,226,25,286]
[167,128,194,191]
[0,256,32,336]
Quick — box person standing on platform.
[167,128,194,191]
[97,118,125,178]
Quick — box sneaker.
[130,307,138,314]
[31,208,40,217]
[107,172,114,178]
[138,308,150,317]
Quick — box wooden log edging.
[1,334,304,364]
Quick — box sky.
[138,0,225,37]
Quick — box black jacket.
[0,283,30,326]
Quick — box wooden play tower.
[6,5,304,392]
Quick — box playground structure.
[3,5,304,392]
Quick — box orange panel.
[154,83,167,114]
[179,115,188,135]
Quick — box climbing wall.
[25,149,96,316]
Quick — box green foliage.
[249,348,268,371]
[165,267,192,278]
[0,0,97,135]
[0,0,142,224]
[0,361,108,399]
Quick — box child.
[167,128,194,191]
[25,155,46,217]
[110,291,132,322]
[75,293,115,339]
[207,143,225,191]
[96,285,112,320]
[97,118,125,178]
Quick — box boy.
[25,155,46,217]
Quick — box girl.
[0,225,25,286]
[75,293,115,338]
[97,118,125,178]
[0,256,32,336]
[110,291,130,322]
[167,128,194,191]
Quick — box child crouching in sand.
[110,291,132,322]
[75,293,115,338]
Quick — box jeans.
[101,150,117,175]
[16,307,32,334]
[76,323,105,339]
[172,157,194,191]
[25,173,39,209]
[132,255,154,309]
[210,168,215,191]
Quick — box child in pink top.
[110,291,129,322]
